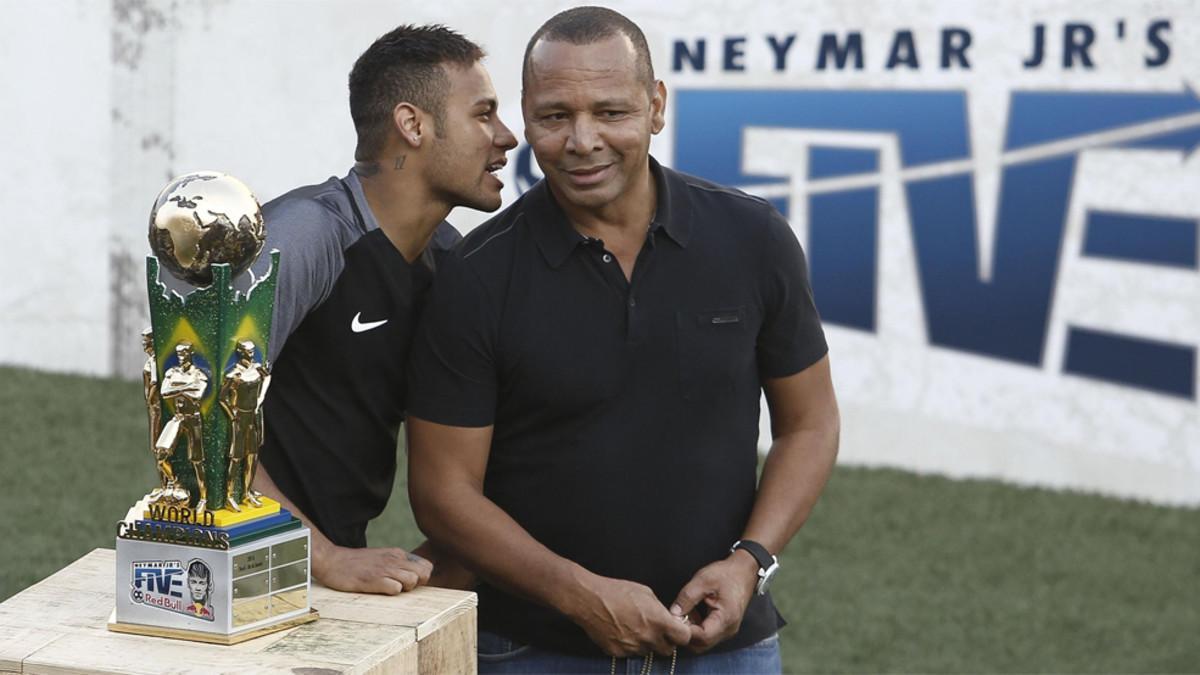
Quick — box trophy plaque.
[109,172,317,644]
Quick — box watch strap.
[730,539,774,571]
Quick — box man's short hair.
[522,6,655,93]
[187,560,211,591]
[187,560,210,581]
[349,24,485,161]
[187,560,210,603]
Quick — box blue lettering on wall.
[724,36,747,71]
[809,146,879,180]
[671,87,1200,397]
[816,32,864,70]
[1063,23,1096,69]
[1146,20,1172,67]
[1005,89,1200,149]
[673,39,706,72]
[674,89,971,181]
[809,187,878,331]
[1083,211,1198,269]
[1065,327,1195,399]
[767,34,797,72]
[905,157,1074,365]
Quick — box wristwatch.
[730,539,779,596]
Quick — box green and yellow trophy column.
[146,253,279,519]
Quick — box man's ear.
[650,80,667,135]
[393,102,426,148]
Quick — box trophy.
[109,172,316,643]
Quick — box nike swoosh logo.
[351,312,388,333]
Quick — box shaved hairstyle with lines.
[349,24,485,161]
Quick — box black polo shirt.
[407,157,827,656]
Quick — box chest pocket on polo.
[675,306,753,399]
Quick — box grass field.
[1,365,1198,672]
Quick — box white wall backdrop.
[1,0,1197,505]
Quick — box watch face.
[757,562,779,595]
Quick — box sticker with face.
[129,558,215,621]
[188,561,210,602]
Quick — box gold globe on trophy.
[148,172,266,287]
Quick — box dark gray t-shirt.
[252,171,381,362]
[254,170,460,546]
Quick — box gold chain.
[610,647,677,675]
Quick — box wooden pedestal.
[0,548,477,674]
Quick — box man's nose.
[565,115,602,155]
[494,116,518,151]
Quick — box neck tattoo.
[353,156,406,177]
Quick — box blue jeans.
[477,630,782,674]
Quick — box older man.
[407,7,839,673]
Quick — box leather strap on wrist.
[730,539,773,571]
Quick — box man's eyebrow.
[474,97,498,112]
[529,99,568,112]
[592,99,634,108]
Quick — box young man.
[251,24,516,595]
[407,6,839,673]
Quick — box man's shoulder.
[423,195,538,311]
[262,175,344,218]
[453,193,534,270]
[668,166,779,221]
[261,176,361,251]
[662,166,789,252]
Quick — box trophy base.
[114,498,312,642]
[107,608,319,645]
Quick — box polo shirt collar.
[530,156,692,269]
[648,156,692,249]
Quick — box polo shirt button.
[602,253,613,263]
[628,298,636,307]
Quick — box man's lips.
[484,158,507,189]
[562,163,613,187]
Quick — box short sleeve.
[757,207,829,378]
[257,199,346,361]
[406,251,498,427]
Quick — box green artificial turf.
[1,365,1197,672]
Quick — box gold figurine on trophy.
[142,329,164,495]
[144,329,188,504]
[218,340,271,512]
[156,342,209,512]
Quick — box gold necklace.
[610,647,677,675]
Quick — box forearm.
[251,463,339,580]
[410,478,592,617]
[254,457,432,594]
[668,421,837,654]
[410,539,476,590]
[741,420,839,555]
